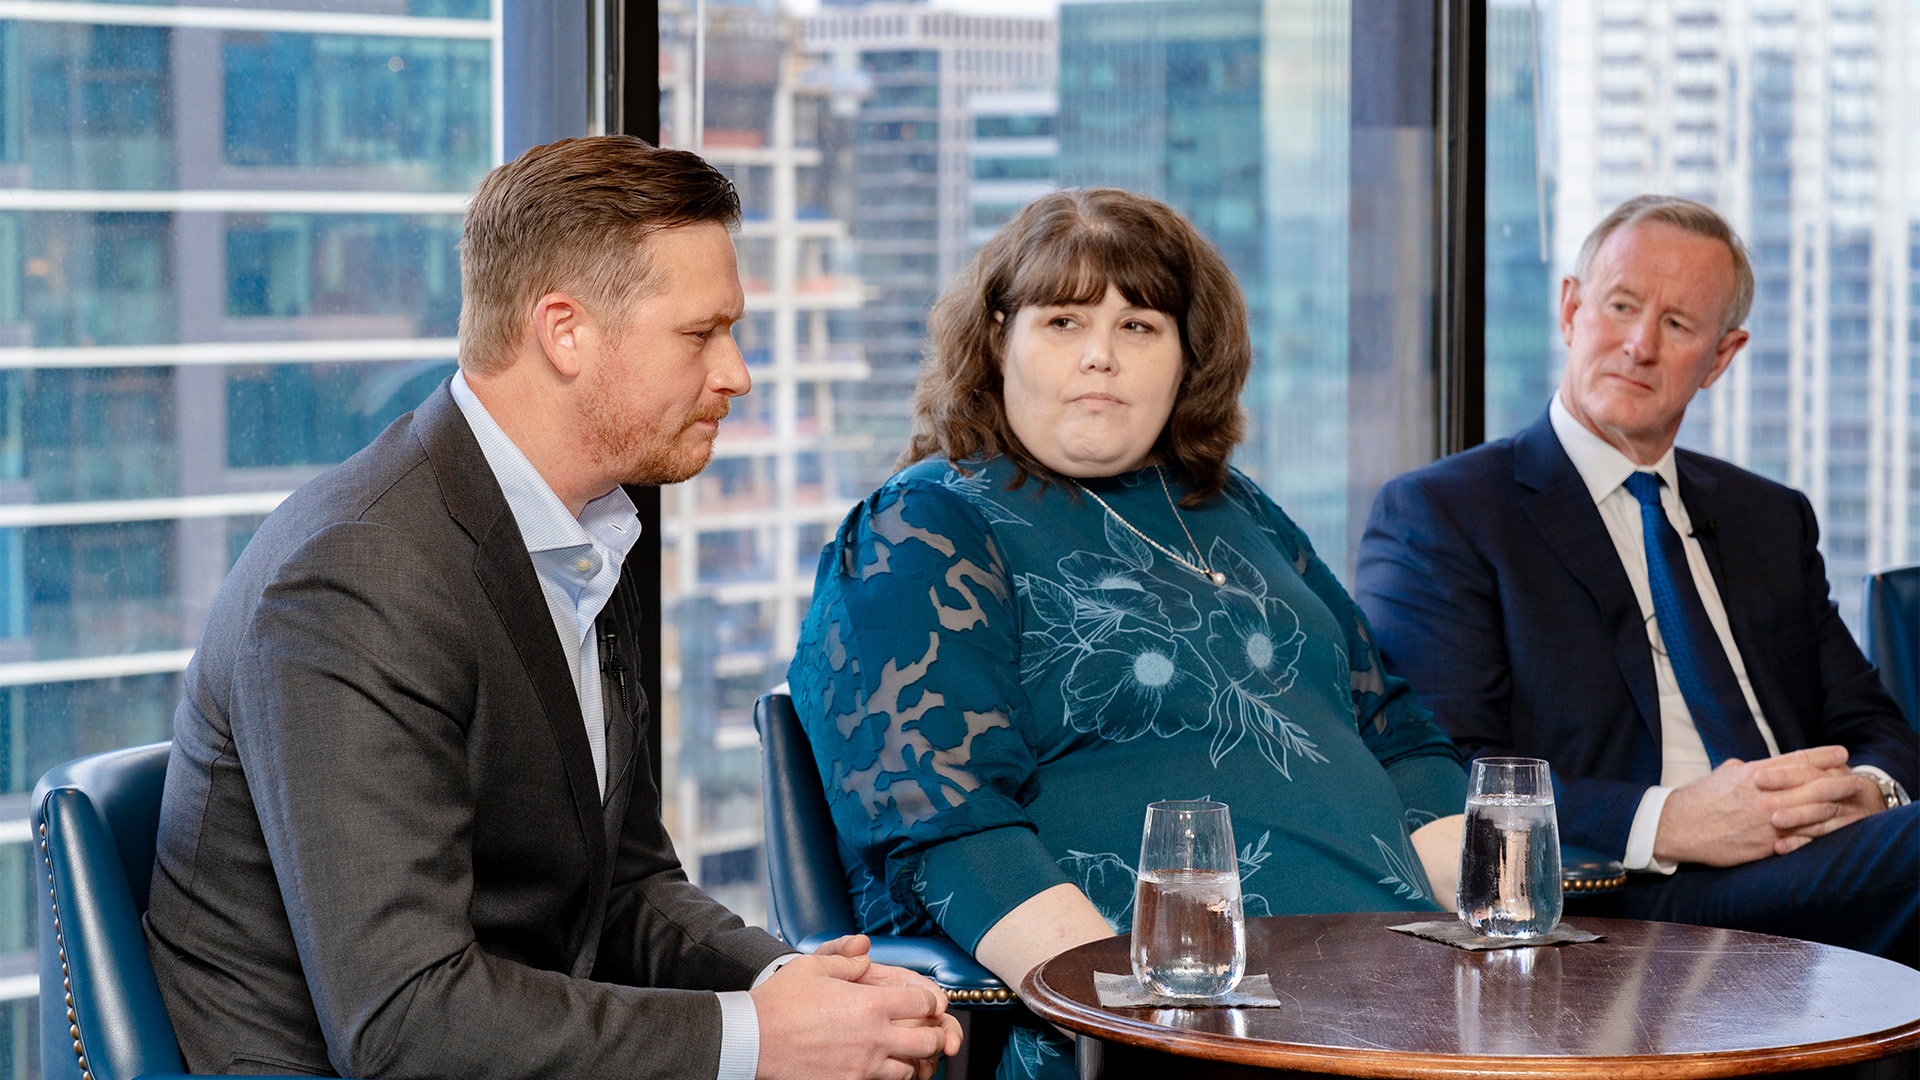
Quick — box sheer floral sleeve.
[790,464,1072,952]
[1225,474,1468,825]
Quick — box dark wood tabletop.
[1019,912,1920,1079]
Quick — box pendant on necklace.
[1208,570,1226,586]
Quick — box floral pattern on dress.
[1017,516,1322,777]
[1372,832,1429,902]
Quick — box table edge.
[1032,994,1920,1079]
[1021,914,1920,1080]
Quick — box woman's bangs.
[1004,226,1188,317]
[1004,235,1110,310]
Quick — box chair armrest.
[1561,844,1627,893]
[796,933,1016,1006]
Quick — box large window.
[0,6,497,1074]
[657,0,1443,930]
[1485,0,1915,629]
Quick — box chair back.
[32,742,184,1080]
[1862,562,1920,730]
[754,692,859,946]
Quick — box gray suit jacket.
[145,383,791,1078]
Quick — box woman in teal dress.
[788,189,1466,1080]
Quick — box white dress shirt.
[1549,397,1784,871]
[450,371,780,1080]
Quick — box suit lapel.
[1514,414,1663,746]
[408,384,611,889]
[597,570,645,852]
[1674,453,1793,746]
[1674,456,1728,599]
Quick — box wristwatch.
[1868,772,1911,811]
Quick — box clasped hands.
[1653,745,1887,867]
[750,933,963,1080]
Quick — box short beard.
[581,375,730,487]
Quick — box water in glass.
[1458,792,1563,937]
[1130,867,1246,997]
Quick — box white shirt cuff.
[1852,764,1894,788]
[714,991,760,1080]
[753,953,800,987]
[715,955,800,1080]
[1625,785,1679,874]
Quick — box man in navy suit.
[1356,195,1918,960]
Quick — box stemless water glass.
[1457,757,1563,938]
[1130,799,1246,997]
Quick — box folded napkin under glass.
[1092,972,1283,1008]
[1389,919,1603,950]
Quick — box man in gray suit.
[145,136,960,1080]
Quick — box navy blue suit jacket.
[1355,411,1918,858]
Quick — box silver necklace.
[1073,467,1227,586]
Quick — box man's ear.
[532,292,590,379]
[1699,326,1749,391]
[1557,275,1582,347]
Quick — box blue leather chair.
[1862,562,1920,730]
[33,742,293,1080]
[755,691,1015,1079]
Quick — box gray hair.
[1571,194,1755,335]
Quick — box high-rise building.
[966,90,1057,252]
[0,5,495,1073]
[657,0,870,925]
[1544,0,1915,626]
[801,1,1056,493]
[1485,0,1557,442]
[1058,0,1359,557]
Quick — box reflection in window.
[226,360,456,469]
[8,22,172,189]
[24,368,174,502]
[24,213,174,347]
[224,214,461,331]
[27,522,177,660]
[223,33,489,184]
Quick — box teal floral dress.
[788,457,1465,1080]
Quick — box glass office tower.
[0,6,495,1074]
[1484,0,1556,444]
[801,2,1056,495]
[1057,0,1384,567]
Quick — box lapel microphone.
[1690,519,1718,541]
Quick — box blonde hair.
[457,135,740,375]
[905,188,1251,505]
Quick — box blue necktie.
[1622,471,1771,766]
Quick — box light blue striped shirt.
[449,371,769,1080]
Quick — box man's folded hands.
[751,935,964,1080]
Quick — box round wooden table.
[1019,912,1920,1079]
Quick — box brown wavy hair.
[903,188,1251,506]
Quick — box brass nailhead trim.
[942,986,1016,1004]
[43,807,93,1080]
